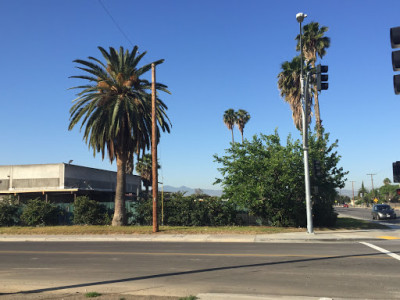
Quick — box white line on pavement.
[360,242,400,261]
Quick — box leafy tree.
[376,182,399,203]
[69,46,171,225]
[20,199,62,226]
[214,129,347,227]
[0,196,20,226]
[358,182,371,206]
[308,128,348,226]
[223,109,236,143]
[73,196,111,225]
[235,109,250,143]
[296,22,330,136]
[277,56,312,131]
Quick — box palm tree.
[223,109,236,143]
[68,46,171,226]
[235,109,250,143]
[135,153,160,195]
[383,178,391,185]
[277,56,311,131]
[296,22,330,136]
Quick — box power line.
[98,0,134,47]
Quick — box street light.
[296,12,314,234]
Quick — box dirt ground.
[0,292,183,300]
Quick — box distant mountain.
[338,189,353,197]
[161,186,352,198]
[162,185,223,197]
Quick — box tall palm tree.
[68,46,171,226]
[236,109,250,143]
[296,22,330,136]
[223,109,236,143]
[135,153,160,195]
[277,56,311,131]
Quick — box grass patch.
[0,218,389,235]
[327,217,389,230]
[0,225,305,235]
[179,296,198,300]
[85,292,102,298]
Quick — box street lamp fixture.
[296,12,307,23]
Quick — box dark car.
[371,204,397,220]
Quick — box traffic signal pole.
[297,12,314,234]
[301,72,314,234]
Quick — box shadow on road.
[1,249,397,296]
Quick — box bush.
[73,196,111,225]
[21,198,62,226]
[131,193,239,226]
[0,196,21,226]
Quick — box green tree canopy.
[223,109,236,143]
[214,128,347,227]
[235,109,250,143]
[69,46,171,225]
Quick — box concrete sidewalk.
[0,227,399,243]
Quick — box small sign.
[374,198,379,203]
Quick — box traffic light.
[393,161,400,183]
[390,27,400,94]
[316,64,328,91]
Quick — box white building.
[0,163,141,203]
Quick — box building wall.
[0,164,63,191]
[0,163,141,196]
[64,164,141,194]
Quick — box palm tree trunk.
[231,129,234,143]
[241,131,244,143]
[311,51,322,138]
[112,153,127,226]
[314,84,322,137]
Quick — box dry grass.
[0,225,305,235]
[0,218,388,235]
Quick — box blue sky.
[1,0,400,194]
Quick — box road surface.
[1,240,400,299]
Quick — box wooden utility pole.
[367,173,376,192]
[350,181,356,206]
[151,63,159,233]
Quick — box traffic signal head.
[393,161,400,183]
[391,27,400,49]
[316,64,328,91]
[394,75,400,95]
[390,27,400,94]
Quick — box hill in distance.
[162,185,222,197]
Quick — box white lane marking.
[360,242,400,261]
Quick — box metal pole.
[298,14,313,234]
[303,72,313,234]
[151,63,159,233]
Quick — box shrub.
[73,196,111,225]
[0,196,21,226]
[20,198,62,226]
[131,193,239,226]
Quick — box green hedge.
[0,196,21,226]
[131,193,239,226]
[20,198,63,226]
[73,196,112,225]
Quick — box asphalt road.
[1,240,400,299]
[336,206,400,225]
